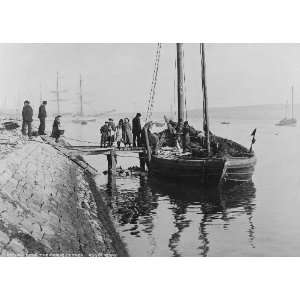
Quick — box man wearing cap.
[21,100,33,137]
[132,113,142,147]
[38,100,47,135]
[100,121,109,147]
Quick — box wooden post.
[144,127,152,164]
[139,152,146,171]
[107,148,117,175]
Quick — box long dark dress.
[51,119,62,142]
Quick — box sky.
[0,43,300,115]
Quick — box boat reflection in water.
[102,174,256,256]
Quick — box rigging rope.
[145,43,162,122]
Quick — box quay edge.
[0,131,128,257]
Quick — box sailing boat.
[276,86,297,126]
[147,43,256,185]
[72,74,96,125]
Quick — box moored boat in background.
[276,86,297,126]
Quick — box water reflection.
[102,174,256,256]
[149,178,256,256]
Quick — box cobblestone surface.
[0,134,121,256]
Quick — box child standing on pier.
[115,119,124,149]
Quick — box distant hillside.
[145,103,296,122]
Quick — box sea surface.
[58,108,300,256]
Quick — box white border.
[1,1,300,299]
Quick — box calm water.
[60,112,300,256]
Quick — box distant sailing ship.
[72,75,96,125]
[276,86,297,126]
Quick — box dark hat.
[42,100,47,104]
[55,115,62,119]
[137,113,141,117]
[24,100,29,104]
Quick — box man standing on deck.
[21,100,33,138]
[132,113,142,147]
[38,100,47,135]
[182,121,192,153]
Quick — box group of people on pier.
[100,113,142,148]
[21,100,63,142]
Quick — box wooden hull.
[149,155,226,185]
[276,118,297,126]
[149,154,256,185]
[223,156,257,183]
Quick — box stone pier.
[0,135,127,256]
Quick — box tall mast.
[200,43,211,154]
[176,43,185,123]
[51,72,67,115]
[79,74,83,116]
[292,85,294,119]
[285,99,288,118]
[56,72,60,114]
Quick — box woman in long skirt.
[123,118,133,147]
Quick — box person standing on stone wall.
[132,113,142,147]
[21,100,33,138]
[38,100,47,135]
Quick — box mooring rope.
[64,135,97,144]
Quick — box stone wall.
[0,138,127,256]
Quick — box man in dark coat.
[132,113,142,147]
[100,121,109,147]
[182,121,192,152]
[21,100,33,137]
[38,100,47,135]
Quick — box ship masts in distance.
[79,74,83,116]
[292,85,294,119]
[56,72,60,114]
[51,72,67,115]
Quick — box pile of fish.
[157,123,252,158]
